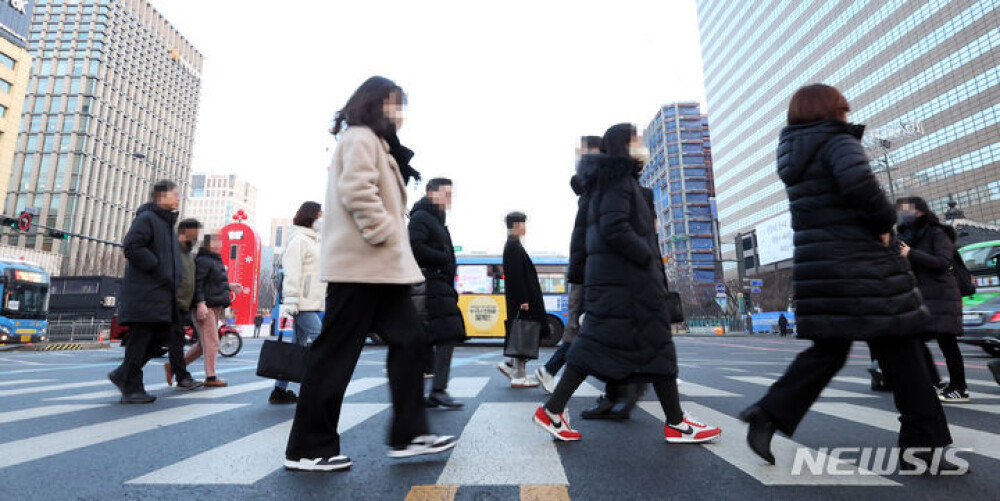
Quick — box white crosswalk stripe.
[637,402,899,486]
[446,377,490,398]
[0,404,245,469]
[0,379,107,398]
[0,379,53,388]
[169,380,275,399]
[832,376,1000,400]
[678,379,740,397]
[126,403,389,485]
[0,404,107,425]
[728,376,876,399]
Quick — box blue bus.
[0,259,49,344]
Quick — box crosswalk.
[1,366,998,495]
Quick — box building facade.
[269,217,291,251]
[184,173,257,235]
[696,0,1000,278]
[0,1,33,209]
[1,0,203,275]
[639,102,719,301]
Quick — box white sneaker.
[664,413,722,443]
[535,367,555,394]
[388,435,458,458]
[284,455,352,471]
[496,362,514,380]
[511,377,540,388]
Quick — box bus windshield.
[3,281,49,319]
[959,243,1000,271]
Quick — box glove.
[282,303,299,317]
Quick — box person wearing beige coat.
[284,76,456,473]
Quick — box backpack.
[951,249,976,297]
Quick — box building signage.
[756,211,794,266]
[0,0,33,47]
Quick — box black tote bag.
[503,311,542,360]
[256,329,309,382]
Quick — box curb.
[2,342,111,352]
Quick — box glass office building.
[1,0,203,275]
[696,0,1000,273]
[640,102,718,299]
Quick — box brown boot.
[204,378,228,388]
[163,363,173,386]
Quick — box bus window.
[959,244,1000,271]
[456,265,494,294]
[537,273,566,294]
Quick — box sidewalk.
[0,341,111,352]
[676,326,748,337]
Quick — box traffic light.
[47,229,69,239]
[0,216,16,228]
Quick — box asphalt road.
[0,336,997,500]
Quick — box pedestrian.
[497,211,547,388]
[738,84,956,472]
[409,178,467,409]
[253,313,264,338]
[107,180,184,404]
[532,123,721,444]
[535,136,602,395]
[184,233,242,388]
[896,197,969,403]
[284,76,456,472]
[745,314,754,334]
[269,201,325,405]
[162,218,205,391]
[777,314,789,337]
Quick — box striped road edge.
[31,343,110,351]
[404,485,459,501]
[403,485,570,501]
[521,484,571,501]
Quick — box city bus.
[0,258,50,344]
[455,255,569,347]
[958,240,1000,307]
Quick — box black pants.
[286,283,430,459]
[113,321,172,394]
[545,366,683,424]
[167,308,193,382]
[757,337,952,448]
[543,342,570,375]
[922,334,967,392]
[431,342,454,392]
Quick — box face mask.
[313,217,323,230]
[629,145,650,164]
[898,212,917,224]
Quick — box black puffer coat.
[118,203,182,325]
[194,249,232,308]
[567,159,599,285]
[898,217,962,336]
[408,197,467,344]
[566,154,676,382]
[777,120,929,340]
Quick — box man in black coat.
[108,180,184,404]
[409,178,466,409]
[499,211,548,388]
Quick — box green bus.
[958,240,1000,307]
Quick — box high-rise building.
[639,102,718,300]
[1,0,203,276]
[0,1,34,204]
[184,173,257,235]
[269,217,292,250]
[696,1,1000,279]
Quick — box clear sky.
[151,0,708,254]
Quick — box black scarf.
[384,130,421,185]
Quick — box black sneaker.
[388,435,457,458]
[176,378,204,391]
[933,380,949,392]
[989,360,1000,385]
[120,392,156,404]
[939,388,970,403]
[284,455,352,472]
[269,388,298,405]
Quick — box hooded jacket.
[565,153,677,382]
[567,157,600,285]
[281,225,325,312]
[408,196,466,344]
[897,216,962,336]
[118,202,183,325]
[194,248,232,308]
[776,120,928,340]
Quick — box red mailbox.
[219,210,261,326]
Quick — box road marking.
[678,380,740,397]
[718,367,747,373]
[831,376,1000,400]
[126,403,389,485]
[0,378,53,388]
[344,377,387,397]
[0,403,106,425]
[728,376,875,399]
[952,403,1000,415]
[170,380,275,399]
[404,484,459,501]
[0,404,245,469]
[47,382,170,401]
[0,379,107,397]
[521,484,571,501]
[446,377,490,398]
[637,402,898,486]
[574,381,602,397]
[437,402,568,486]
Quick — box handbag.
[666,291,685,324]
[503,310,542,360]
[256,327,309,382]
[950,249,977,297]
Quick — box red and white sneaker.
[533,406,582,441]
[664,413,721,443]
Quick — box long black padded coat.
[408,196,467,344]
[898,217,962,336]
[566,153,677,382]
[118,202,182,325]
[777,120,929,341]
[503,235,550,338]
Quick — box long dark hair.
[293,201,322,228]
[600,123,637,158]
[896,196,957,241]
[330,76,406,139]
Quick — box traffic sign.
[17,212,32,231]
[750,279,763,287]
[715,283,726,294]
[454,246,463,252]
[750,286,762,294]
